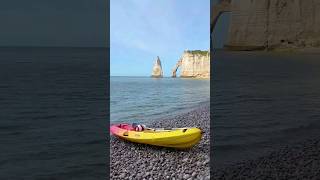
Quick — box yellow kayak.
[110,123,202,149]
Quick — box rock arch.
[171,59,182,78]
[211,0,232,35]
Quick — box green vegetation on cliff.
[186,50,209,56]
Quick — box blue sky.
[110,0,210,77]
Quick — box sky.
[110,0,210,77]
[0,0,107,47]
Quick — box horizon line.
[110,75,181,78]
[0,45,109,49]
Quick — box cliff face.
[223,0,320,50]
[151,56,163,78]
[172,50,210,78]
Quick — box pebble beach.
[110,103,210,180]
[212,138,320,179]
[111,102,320,179]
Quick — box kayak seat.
[132,123,146,132]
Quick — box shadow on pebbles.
[110,104,210,180]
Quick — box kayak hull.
[110,124,202,149]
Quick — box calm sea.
[0,47,108,179]
[212,51,320,168]
[110,77,210,124]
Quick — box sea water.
[110,76,210,123]
[0,47,108,179]
[212,51,320,168]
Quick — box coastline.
[110,103,210,180]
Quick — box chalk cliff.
[213,0,320,51]
[151,56,163,78]
[172,50,210,78]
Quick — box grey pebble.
[183,174,190,179]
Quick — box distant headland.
[151,50,210,79]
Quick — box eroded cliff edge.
[214,0,320,51]
[172,50,210,78]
